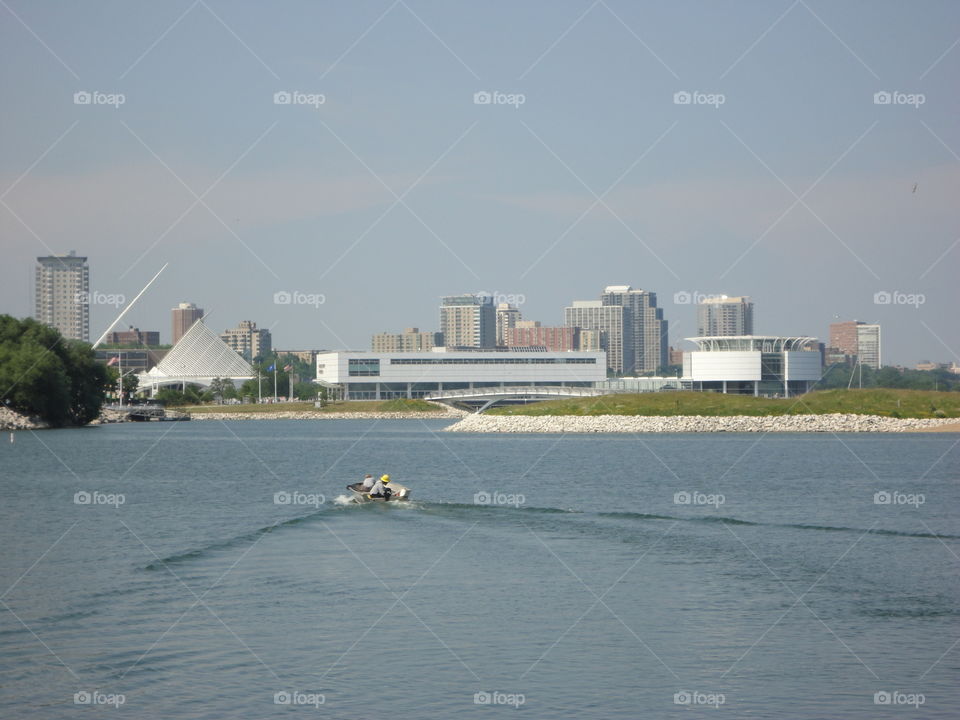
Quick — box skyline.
[2,1,958,365]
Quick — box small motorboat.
[346,482,411,503]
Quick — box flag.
[107,356,119,366]
[267,364,275,372]
[283,365,293,372]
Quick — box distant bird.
[912,183,918,193]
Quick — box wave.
[143,508,331,570]
[598,511,960,540]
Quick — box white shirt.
[369,480,388,496]
[362,476,375,489]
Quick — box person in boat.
[368,474,392,499]
[361,474,376,490]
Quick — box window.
[348,359,380,376]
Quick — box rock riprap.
[443,413,957,433]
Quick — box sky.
[1,0,958,366]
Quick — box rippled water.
[1,420,958,718]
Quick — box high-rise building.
[34,251,89,342]
[505,326,578,352]
[371,328,442,352]
[220,320,272,360]
[439,294,495,348]
[856,324,881,369]
[600,285,668,374]
[564,300,628,374]
[829,320,881,369]
[495,303,522,345]
[172,303,204,345]
[697,296,754,336]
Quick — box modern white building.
[683,336,821,397]
[315,348,607,400]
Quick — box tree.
[0,315,108,426]
[209,377,233,404]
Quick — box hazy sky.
[2,0,957,365]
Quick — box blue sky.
[1,0,958,365]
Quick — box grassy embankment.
[486,389,960,419]
[182,398,445,414]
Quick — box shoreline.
[442,413,960,433]
[190,410,465,421]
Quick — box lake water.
[1,420,957,718]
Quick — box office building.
[34,251,89,342]
[172,303,204,345]
[440,294,495,349]
[505,326,578,352]
[683,336,821,397]
[315,348,606,400]
[829,320,881,369]
[601,285,668,374]
[564,301,628,374]
[371,328,442,353]
[104,328,161,346]
[495,303,522,345]
[856,324,881,369]
[697,296,754,336]
[220,320,272,360]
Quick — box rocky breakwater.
[192,410,465,421]
[0,407,48,431]
[444,413,959,433]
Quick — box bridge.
[425,385,610,412]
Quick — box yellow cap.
[381,474,390,483]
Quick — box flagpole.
[273,360,277,402]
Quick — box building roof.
[143,320,253,382]
[687,336,816,352]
